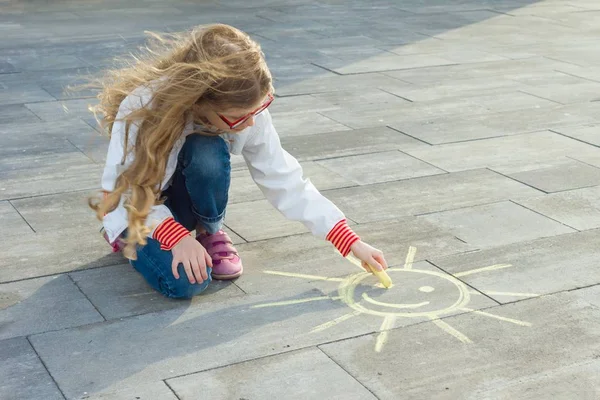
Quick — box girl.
[90,24,388,299]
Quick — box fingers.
[191,257,208,284]
[360,261,371,272]
[171,258,180,279]
[182,259,196,284]
[368,257,384,271]
[197,255,209,281]
[203,248,213,268]
[373,252,389,270]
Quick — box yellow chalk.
[346,254,393,289]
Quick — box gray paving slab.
[2,54,90,72]
[225,199,315,241]
[167,348,377,400]
[323,169,541,224]
[321,91,557,130]
[575,284,600,308]
[430,229,600,303]
[516,186,600,231]
[0,200,32,237]
[0,83,56,106]
[382,76,524,103]
[316,150,446,185]
[281,126,428,162]
[0,104,41,124]
[314,53,456,75]
[74,383,179,400]
[234,217,475,295]
[552,124,600,147]
[521,81,600,104]
[320,292,600,399]
[0,61,18,74]
[0,337,64,400]
[26,288,365,399]
[24,98,97,122]
[390,115,508,145]
[311,88,410,108]
[405,130,600,173]
[389,105,600,144]
[0,226,122,283]
[274,72,412,97]
[378,39,501,57]
[69,264,245,320]
[268,94,339,114]
[382,57,580,85]
[0,274,103,339]
[470,105,600,136]
[271,111,351,137]
[419,201,575,248]
[556,64,600,84]
[11,191,99,232]
[65,131,108,163]
[0,130,92,159]
[229,161,353,204]
[497,157,600,193]
[0,152,102,200]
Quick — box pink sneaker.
[197,230,243,280]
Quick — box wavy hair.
[86,24,273,259]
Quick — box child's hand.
[171,236,213,284]
[350,240,389,272]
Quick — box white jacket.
[101,85,346,244]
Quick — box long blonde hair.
[87,24,273,259]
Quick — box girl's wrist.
[326,219,360,257]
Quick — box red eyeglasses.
[217,93,274,129]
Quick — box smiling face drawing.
[257,246,536,352]
[340,268,471,318]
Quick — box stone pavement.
[2,0,600,398]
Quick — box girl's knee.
[181,135,230,175]
[160,274,212,299]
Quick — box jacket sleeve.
[101,91,189,249]
[241,111,360,256]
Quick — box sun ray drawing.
[255,247,537,353]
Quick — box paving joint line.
[555,69,600,84]
[309,62,343,76]
[517,89,564,105]
[317,347,381,399]
[484,167,547,194]
[385,125,434,146]
[3,187,100,202]
[8,199,36,233]
[0,261,128,285]
[26,336,68,400]
[377,87,414,102]
[163,379,182,400]
[414,198,510,217]
[67,273,107,321]
[397,148,450,173]
[428,259,502,306]
[550,129,600,149]
[314,110,354,130]
[508,199,580,232]
[66,137,97,163]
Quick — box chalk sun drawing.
[254,246,537,353]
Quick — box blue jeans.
[130,134,231,299]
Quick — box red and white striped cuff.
[153,217,190,251]
[326,219,360,257]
